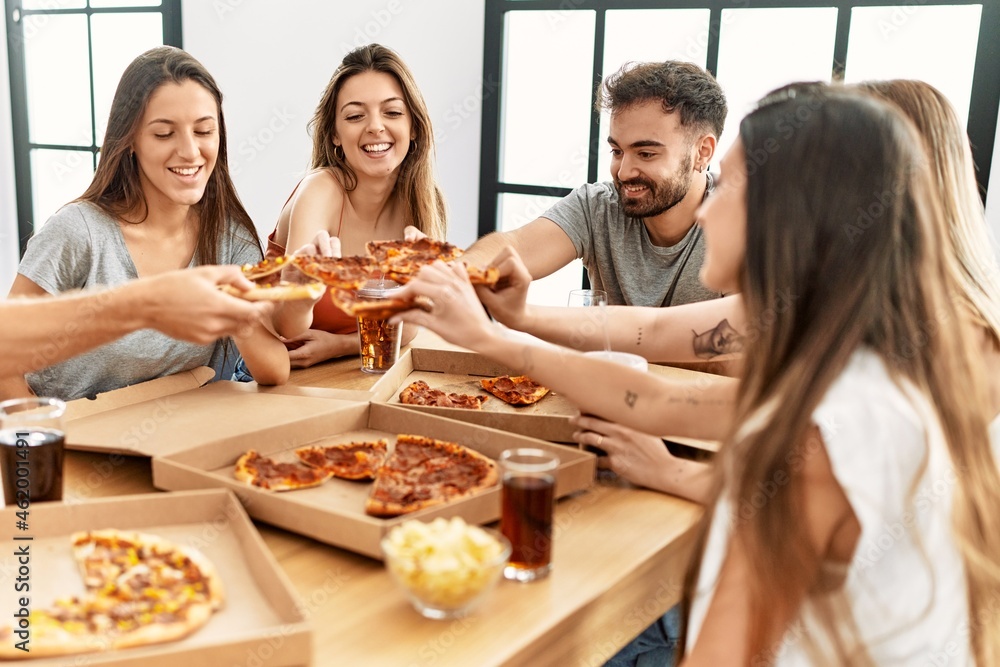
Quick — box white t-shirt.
[687,349,972,665]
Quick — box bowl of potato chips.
[381,517,511,619]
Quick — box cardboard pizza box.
[62,366,217,421]
[64,379,361,457]
[369,347,723,450]
[0,489,310,666]
[152,403,596,560]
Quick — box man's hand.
[137,266,274,345]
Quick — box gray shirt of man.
[542,176,720,307]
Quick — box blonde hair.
[309,44,446,240]
[856,79,1000,348]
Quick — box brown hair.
[855,79,1000,348]
[78,46,259,265]
[598,60,727,139]
[309,43,446,240]
[682,86,1000,663]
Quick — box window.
[6,0,182,256]
[481,0,1000,306]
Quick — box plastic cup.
[0,397,66,506]
[356,279,403,374]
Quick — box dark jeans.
[231,356,253,382]
[604,606,680,667]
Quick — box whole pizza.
[0,530,224,658]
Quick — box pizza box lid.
[64,380,362,457]
[369,347,723,451]
[0,488,310,666]
[63,366,217,421]
[151,402,597,559]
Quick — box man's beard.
[615,153,694,218]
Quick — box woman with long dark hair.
[4,46,288,401]
[390,87,1000,664]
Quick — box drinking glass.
[567,289,608,308]
[356,279,403,374]
[499,448,558,582]
[0,397,66,506]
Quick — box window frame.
[5,0,183,257]
[479,0,1000,241]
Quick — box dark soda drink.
[0,428,65,504]
[357,315,402,373]
[501,474,554,574]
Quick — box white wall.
[3,3,1000,291]
[181,0,485,248]
[987,103,1000,249]
[0,13,19,295]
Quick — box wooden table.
[64,451,701,666]
[57,331,713,665]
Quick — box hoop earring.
[334,145,345,161]
[408,140,417,155]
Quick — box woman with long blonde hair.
[390,86,1000,663]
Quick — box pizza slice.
[241,256,291,281]
[479,375,550,406]
[366,238,465,266]
[398,380,488,410]
[234,449,334,491]
[220,281,325,301]
[327,289,434,319]
[465,264,501,288]
[290,254,377,290]
[295,439,389,480]
[0,530,225,659]
[364,434,499,517]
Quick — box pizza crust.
[220,282,324,302]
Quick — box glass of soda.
[499,448,559,582]
[0,397,66,505]
[356,279,403,374]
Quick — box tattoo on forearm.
[625,390,638,408]
[692,319,745,359]
[636,327,643,347]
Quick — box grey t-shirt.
[542,178,720,307]
[18,201,262,400]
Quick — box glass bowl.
[381,519,511,620]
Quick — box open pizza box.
[0,489,310,666]
[369,347,722,451]
[151,402,596,559]
[63,378,360,457]
[62,366,218,422]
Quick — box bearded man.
[465,60,727,307]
